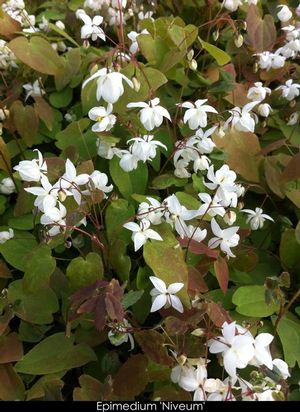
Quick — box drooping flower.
[149,276,184,313]
[276,79,300,101]
[137,197,163,225]
[82,68,133,104]
[88,104,116,132]
[14,149,47,182]
[277,5,293,22]
[128,134,167,162]
[78,12,105,41]
[272,359,290,380]
[25,175,58,212]
[222,0,243,12]
[247,82,271,102]
[40,202,67,237]
[108,319,134,350]
[58,159,90,205]
[0,177,15,194]
[23,79,45,101]
[208,218,240,258]
[127,29,149,54]
[0,228,14,244]
[257,103,272,118]
[127,97,171,131]
[123,219,162,251]
[224,101,259,133]
[85,170,113,197]
[208,321,255,378]
[180,99,218,130]
[241,207,274,230]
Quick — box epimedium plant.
[0,0,300,402]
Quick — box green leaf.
[8,214,34,230]
[49,88,73,108]
[66,252,103,291]
[0,231,37,271]
[105,199,135,244]
[55,119,97,160]
[48,22,80,48]
[122,290,144,309]
[109,156,148,200]
[199,38,231,66]
[108,239,131,282]
[23,245,56,292]
[232,285,280,317]
[8,280,59,325]
[143,224,190,308]
[276,313,300,367]
[8,36,64,75]
[152,174,188,189]
[55,48,82,91]
[280,229,300,270]
[15,333,96,375]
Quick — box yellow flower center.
[96,116,104,122]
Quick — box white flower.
[165,194,201,238]
[257,103,272,117]
[0,228,14,244]
[272,359,290,379]
[255,389,277,401]
[225,101,259,133]
[23,79,45,101]
[82,68,133,104]
[119,151,140,172]
[0,177,15,194]
[25,175,58,212]
[86,170,113,197]
[204,165,236,192]
[256,51,286,71]
[96,140,122,159]
[277,79,300,101]
[127,29,149,54]
[186,225,207,243]
[108,319,134,350]
[208,321,255,378]
[222,0,242,12]
[138,11,154,21]
[250,333,274,369]
[129,134,167,162]
[208,218,240,258]
[111,0,127,7]
[297,4,300,17]
[277,5,293,22]
[58,159,90,205]
[88,104,116,132]
[241,207,274,230]
[40,202,67,237]
[287,112,299,125]
[180,99,218,130]
[127,97,171,131]
[149,276,184,313]
[14,149,47,182]
[84,0,109,11]
[192,127,216,154]
[179,365,208,401]
[198,193,226,218]
[247,82,271,102]
[137,197,163,225]
[78,13,105,41]
[123,219,162,251]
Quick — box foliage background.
[0,0,300,401]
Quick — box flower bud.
[289,99,296,108]
[177,354,187,366]
[187,49,194,61]
[257,103,272,118]
[234,34,244,48]
[189,59,198,71]
[132,76,141,92]
[287,112,299,126]
[0,108,9,121]
[58,190,67,202]
[0,177,15,195]
[212,30,219,42]
[223,210,237,226]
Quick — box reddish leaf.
[0,333,23,364]
[207,302,231,327]
[164,316,189,335]
[281,153,300,182]
[107,279,124,302]
[73,375,103,401]
[233,250,258,272]
[0,137,11,173]
[0,260,11,279]
[94,296,106,331]
[105,293,124,322]
[45,157,66,182]
[0,12,21,39]
[259,139,286,156]
[34,97,54,131]
[178,237,219,258]
[134,330,173,366]
[245,5,276,53]
[188,266,208,296]
[0,364,25,401]
[214,256,229,294]
[154,385,191,401]
[10,101,39,147]
[113,355,148,400]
